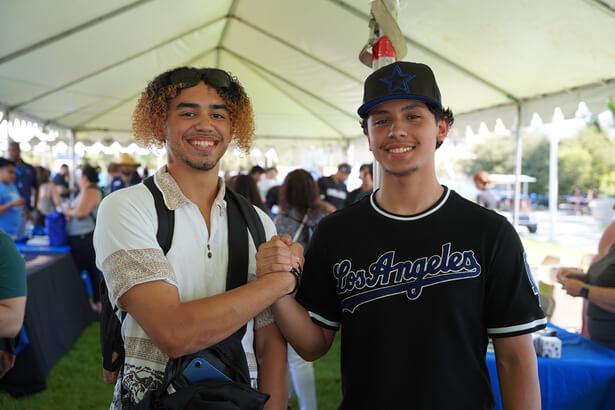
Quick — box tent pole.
[69,129,76,201]
[369,0,401,191]
[548,130,559,242]
[512,103,523,227]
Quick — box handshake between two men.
[256,235,304,295]
[255,235,338,363]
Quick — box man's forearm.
[127,273,295,358]
[172,275,294,357]
[494,335,541,410]
[256,324,288,410]
[271,296,333,361]
[587,286,615,312]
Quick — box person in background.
[317,163,351,211]
[228,174,267,212]
[348,163,373,204]
[110,153,141,193]
[249,165,266,183]
[473,170,498,210]
[63,165,102,313]
[0,159,25,238]
[258,167,279,201]
[7,142,38,223]
[0,230,27,378]
[557,219,615,349]
[35,166,61,227]
[266,185,281,218]
[52,163,71,199]
[105,162,120,195]
[274,169,328,410]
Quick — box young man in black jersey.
[257,61,546,409]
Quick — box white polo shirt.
[94,167,276,406]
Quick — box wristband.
[579,284,591,299]
[288,267,302,295]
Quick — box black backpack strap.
[224,189,266,291]
[143,176,175,255]
[226,189,266,249]
[225,190,248,291]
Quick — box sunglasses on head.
[168,68,232,89]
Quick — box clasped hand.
[256,235,304,278]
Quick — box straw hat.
[117,153,140,167]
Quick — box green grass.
[0,324,114,410]
[0,324,342,410]
[313,335,342,409]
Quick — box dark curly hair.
[279,169,319,214]
[132,67,255,152]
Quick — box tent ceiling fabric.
[1,0,615,144]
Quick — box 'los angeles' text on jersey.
[334,242,481,312]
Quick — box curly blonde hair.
[132,67,255,152]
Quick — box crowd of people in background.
[0,148,150,240]
[1,136,375,244]
[227,162,375,221]
[0,149,150,316]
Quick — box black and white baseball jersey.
[296,186,546,410]
[318,176,348,210]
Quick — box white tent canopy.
[1,0,615,145]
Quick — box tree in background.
[463,135,515,176]
[518,134,549,195]
[557,145,592,197]
[463,133,549,194]
[559,126,615,196]
[463,125,615,198]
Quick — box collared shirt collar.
[153,166,226,211]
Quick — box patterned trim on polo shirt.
[124,336,168,365]
[154,167,190,210]
[102,248,176,307]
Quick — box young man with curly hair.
[94,67,299,409]
[257,61,546,409]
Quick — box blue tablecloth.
[15,242,71,254]
[1,253,97,396]
[487,324,615,410]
